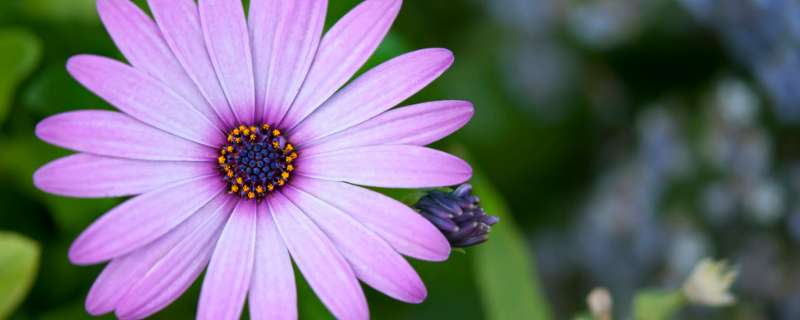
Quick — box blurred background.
[0,0,798,319]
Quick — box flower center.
[217,124,297,201]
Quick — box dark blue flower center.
[217,124,297,201]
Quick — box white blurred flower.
[682,258,739,306]
[587,287,613,320]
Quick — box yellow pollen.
[220,149,227,155]
[243,185,250,192]
[267,184,274,191]
[235,138,241,144]
[218,156,226,164]
[286,144,294,151]
[236,177,243,184]
[248,192,255,199]
[262,124,270,130]
[249,126,257,132]
[281,172,289,179]
[243,129,250,136]
[256,186,264,193]
[239,125,246,131]
[272,129,281,136]
[272,141,279,148]
[233,129,240,135]
[285,157,294,163]
[287,164,294,171]
[278,180,285,186]
[227,135,233,142]
[231,185,239,192]
[227,146,234,152]
[227,171,234,177]
[250,134,256,141]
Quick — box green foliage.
[459,149,553,320]
[632,290,686,320]
[0,28,42,125]
[0,232,41,319]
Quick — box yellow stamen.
[218,156,226,164]
[272,129,281,136]
[248,192,255,199]
[227,135,233,142]
[243,129,250,136]
[249,126,257,132]
[277,180,285,186]
[227,146,234,152]
[239,125,246,131]
[286,157,294,163]
[256,186,264,193]
[236,177,243,185]
[286,144,294,151]
[267,184,274,191]
[281,172,289,179]
[250,134,256,141]
[243,185,250,192]
[233,129,240,135]
[272,141,279,148]
[231,185,239,192]
[262,124,270,130]
[235,138,241,144]
[287,164,294,171]
[227,171,234,178]
[290,152,297,159]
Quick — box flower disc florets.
[218,124,297,201]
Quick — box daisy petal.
[302,100,474,155]
[199,0,255,124]
[248,0,326,125]
[68,175,225,265]
[113,199,236,320]
[67,55,222,146]
[290,176,450,261]
[97,0,225,130]
[271,192,369,320]
[283,187,427,303]
[248,204,296,320]
[255,0,327,125]
[197,200,257,320]
[85,193,232,316]
[280,0,401,129]
[295,145,472,188]
[35,110,217,161]
[34,153,215,198]
[288,48,454,145]
[147,0,238,126]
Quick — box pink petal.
[288,48,454,145]
[85,193,233,316]
[248,203,296,320]
[295,145,472,188]
[113,199,237,320]
[270,192,369,320]
[197,200,257,320]
[302,100,474,155]
[249,0,326,125]
[34,153,215,198]
[283,186,427,303]
[35,110,217,161]
[147,0,238,126]
[97,0,226,130]
[199,0,255,124]
[67,55,223,146]
[280,0,402,129]
[290,176,450,261]
[68,175,225,265]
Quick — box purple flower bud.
[413,184,499,248]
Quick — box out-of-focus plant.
[573,258,738,320]
[0,231,41,319]
[0,28,42,125]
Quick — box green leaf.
[0,232,41,319]
[632,289,686,320]
[0,29,42,125]
[455,148,553,320]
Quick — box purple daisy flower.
[31,0,474,319]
